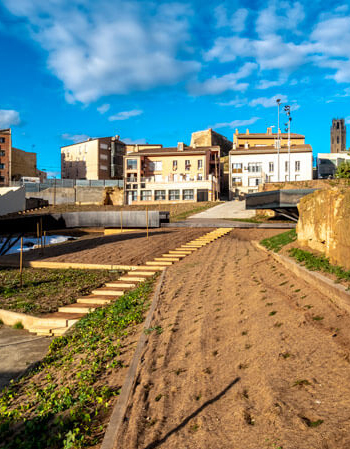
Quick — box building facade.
[61,136,125,180]
[317,152,350,178]
[233,127,306,149]
[190,128,232,156]
[229,129,313,198]
[330,119,346,153]
[0,129,11,186]
[124,143,220,204]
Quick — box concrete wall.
[52,211,160,228]
[26,186,124,205]
[259,178,350,192]
[297,187,350,270]
[0,186,26,215]
[11,148,37,180]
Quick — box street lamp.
[276,99,282,182]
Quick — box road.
[117,228,350,449]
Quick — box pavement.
[190,200,256,219]
[0,325,52,390]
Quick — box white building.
[229,145,313,198]
[317,152,350,178]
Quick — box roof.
[236,133,305,139]
[230,144,312,155]
[125,145,220,157]
[61,136,124,149]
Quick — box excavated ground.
[116,228,350,449]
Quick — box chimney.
[115,135,120,140]
[244,141,249,149]
[134,144,139,152]
[177,142,184,151]
[246,129,250,135]
[232,142,236,150]
[235,128,239,135]
[267,127,272,135]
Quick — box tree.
[335,161,350,178]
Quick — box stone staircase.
[26,228,232,337]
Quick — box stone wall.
[259,178,350,192]
[297,187,350,269]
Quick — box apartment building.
[0,129,11,185]
[0,128,44,185]
[229,127,312,198]
[61,135,125,180]
[317,152,350,178]
[124,142,220,204]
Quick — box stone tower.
[331,118,346,153]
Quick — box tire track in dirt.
[117,231,350,449]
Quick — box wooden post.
[40,217,43,248]
[19,237,23,288]
[146,206,149,239]
[43,231,46,248]
[37,222,40,247]
[120,209,123,233]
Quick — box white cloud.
[0,109,21,128]
[346,117,350,125]
[214,5,248,33]
[2,0,200,103]
[250,94,288,108]
[256,78,286,90]
[217,97,247,107]
[97,104,110,114]
[189,62,257,95]
[61,133,90,143]
[108,109,143,121]
[213,117,260,129]
[122,137,147,145]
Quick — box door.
[197,189,208,202]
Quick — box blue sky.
[1,0,350,177]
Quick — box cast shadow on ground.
[142,377,241,449]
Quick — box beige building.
[61,135,125,180]
[124,142,220,204]
[11,147,37,180]
[233,127,305,149]
[190,128,232,156]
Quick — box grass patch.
[0,268,123,316]
[289,248,350,285]
[170,202,219,222]
[12,321,24,330]
[260,229,297,253]
[0,277,156,449]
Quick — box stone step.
[168,251,191,255]
[58,303,101,314]
[119,276,146,282]
[77,296,113,305]
[133,266,165,271]
[29,326,67,336]
[40,312,84,326]
[91,288,125,296]
[127,271,155,277]
[146,261,173,266]
[105,282,136,288]
[154,257,179,262]
[176,247,197,251]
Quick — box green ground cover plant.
[260,229,297,252]
[0,277,156,449]
[289,248,350,285]
[0,268,122,315]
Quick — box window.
[100,165,108,170]
[183,189,194,200]
[232,163,242,173]
[198,159,203,169]
[169,189,180,200]
[155,190,166,200]
[269,162,274,172]
[285,161,289,172]
[197,174,203,180]
[127,159,137,170]
[248,163,262,173]
[185,160,191,170]
[149,161,162,171]
[248,178,261,187]
[295,160,300,171]
[232,177,242,186]
[0,176,5,182]
[100,154,108,160]
[337,136,340,144]
[128,191,137,201]
[0,151,5,156]
[0,138,5,143]
[173,160,178,170]
[141,190,152,201]
[0,163,4,169]
[100,143,108,150]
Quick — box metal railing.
[9,179,123,192]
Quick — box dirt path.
[117,229,350,449]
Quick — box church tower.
[331,119,346,153]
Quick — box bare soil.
[0,229,211,266]
[117,228,350,449]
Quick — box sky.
[1,0,350,177]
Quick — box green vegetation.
[0,278,156,449]
[12,321,24,330]
[293,379,311,387]
[335,161,350,178]
[260,229,297,252]
[170,202,219,222]
[0,268,122,315]
[289,248,350,285]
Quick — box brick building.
[0,129,11,185]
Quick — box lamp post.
[276,99,282,182]
[284,105,292,181]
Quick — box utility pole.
[284,105,292,182]
[276,99,281,182]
